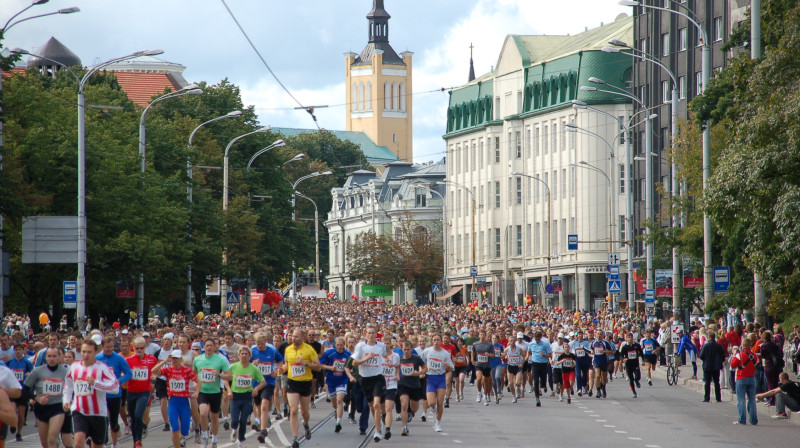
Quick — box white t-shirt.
[421,347,454,376]
[382,352,400,390]
[352,341,386,378]
[550,342,565,369]
[0,365,23,391]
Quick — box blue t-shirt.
[6,357,34,384]
[490,344,504,368]
[319,348,351,385]
[96,351,132,398]
[641,338,658,355]
[250,345,284,386]
[570,340,591,361]
[591,340,611,365]
[527,340,552,363]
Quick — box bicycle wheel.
[666,365,675,386]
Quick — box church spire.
[367,0,391,43]
[468,43,476,82]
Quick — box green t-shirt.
[193,353,230,394]
[228,362,264,393]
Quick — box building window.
[563,168,568,199]
[515,131,522,158]
[534,223,541,255]
[494,181,501,208]
[619,215,626,248]
[495,96,501,120]
[456,235,461,263]
[640,85,646,103]
[527,177,531,205]
[535,175,540,204]
[516,177,522,205]
[552,220,558,253]
[543,172,549,201]
[351,83,358,111]
[526,224,531,256]
[495,137,500,162]
[516,225,522,256]
[479,231,484,260]
[552,123,558,152]
[471,142,476,171]
[455,146,461,174]
[638,131,645,154]
[618,116,626,144]
[569,123,576,149]
[679,76,686,99]
[392,82,398,110]
[494,228,501,258]
[560,121,566,151]
[661,32,670,56]
[463,142,469,172]
[465,190,470,216]
[543,125,549,154]
[714,17,723,42]
[457,190,462,216]
[639,37,646,52]
[415,190,427,208]
[696,71,702,95]
[525,128,531,158]
[479,185,484,211]
[507,130,513,160]
[662,80,670,104]
[619,164,625,194]
[478,139,484,169]
[534,127,540,156]
[679,28,687,51]
[384,82,390,109]
[399,82,405,111]
[552,170,558,199]
[393,133,397,143]
[507,178,512,205]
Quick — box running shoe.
[567,397,571,404]
[602,389,607,398]
[476,393,482,403]
[15,434,22,442]
[348,417,357,425]
[251,422,259,431]
[373,432,382,443]
[125,424,131,435]
[588,390,593,397]
[310,401,316,409]
[201,437,209,448]
[181,436,187,447]
[647,378,652,386]
[495,395,500,404]
[143,425,149,440]
[194,430,200,444]
[304,424,311,440]
[359,429,367,436]
[633,392,638,398]
[283,408,289,418]
[384,429,391,440]
[335,423,342,433]
[444,398,449,408]
[237,441,243,448]
[536,399,541,407]
[223,421,230,431]
[257,430,267,443]
[636,380,641,389]
[559,395,563,402]
[395,415,402,422]
[550,391,555,397]
[484,397,489,406]
[274,413,283,421]
[163,423,171,432]
[434,422,442,432]
[230,430,237,442]
[211,441,217,448]
[512,396,518,403]
[291,439,300,448]
[772,413,788,419]
[577,391,583,397]
[401,427,409,436]
[420,414,427,423]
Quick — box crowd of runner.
[0,301,797,448]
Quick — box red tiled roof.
[2,67,28,80]
[112,71,183,107]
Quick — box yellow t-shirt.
[284,343,319,381]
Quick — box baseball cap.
[170,349,183,358]
[676,328,684,333]
[557,332,565,339]
[516,332,524,339]
[162,332,175,340]
[90,334,103,346]
[191,342,202,350]
[142,332,151,337]
[121,329,129,335]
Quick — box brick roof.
[112,71,183,107]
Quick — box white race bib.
[235,375,252,389]
[364,356,380,367]
[12,370,23,381]
[75,380,93,397]
[575,348,585,357]
[427,359,443,372]
[43,379,62,395]
[258,363,273,376]
[477,354,488,363]
[400,364,414,376]
[627,351,637,360]
[456,355,466,364]
[199,369,216,383]
[383,365,395,377]
[290,364,306,378]
[562,360,575,368]
[132,368,149,381]
[508,355,521,365]
[333,359,345,375]
[169,378,186,392]
[594,348,604,356]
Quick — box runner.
[590,331,614,399]
[6,343,33,441]
[96,336,132,448]
[284,328,320,448]
[471,330,494,406]
[62,339,120,448]
[451,339,468,402]
[225,347,266,447]
[24,347,71,448]
[250,333,283,443]
[504,334,525,403]
[640,329,661,386]
[490,333,505,404]
[351,326,387,442]
[620,332,643,398]
[318,337,350,434]
[380,335,400,440]
[154,334,174,432]
[397,340,426,437]
[421,334,453,433]
[554,343,576,404]
[527,331,552,407]
[152,350,200,448]
[125,337,157,448]
[550,333,565,401]
[440,331,457,408]
[193,339,232,448]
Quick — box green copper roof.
[272,128,398,163]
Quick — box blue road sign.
[431,284,442,294]
[645,289,655,303]
[568,234,578,250]
[545,284,555,294]
[714,266,730,292]
[227,291,240,304]
[608,266,620,280]
[63,281,77,309]
[608,280,621,293]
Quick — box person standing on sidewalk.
[729,338,759,425]
[756,372,800,419]
[698,332,725,403]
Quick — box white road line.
[629,437,642,441]
[603,425,616,428]
[453,440,463,444]
[615,430,627,434]
[273,422,290,446]
[645,445,661,448]
[595,419,607,423]
[589,414,600,417]
[583,410,593,413]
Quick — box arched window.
[359,82,365,110]
[366,81,372,110]
[399,82,406,111]
[384,82,391,109]
[359,195,363,207]
[392,82,398,110]
[351,82,358,111]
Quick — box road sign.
[713,266,730,292]
[644,289,655,303]
[568,234,578,250]
[470,291,479,301]
[608,280,621,293]
[646,307,655,316]
[608,253,620,266]
[470,265,478,277]
[226,291,240,304]
[63,281,77,309]
[608,265,620,280]
[545,284,555,294]
[671,324,684,343]
[431,284,442,294]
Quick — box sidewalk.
[651,366,800,427]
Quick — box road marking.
[578,406,588,409]
[596,419,607,423]
[615,430,627,434]
[629,437,642,440]
[603,425,616,428]
[645,445,661,448]
[589,414,600,417]
[453,440,463,444]
[584,410,593,413]
[273,421,290,446]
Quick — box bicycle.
[666,354,680,386]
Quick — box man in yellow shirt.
[284,329,320,448]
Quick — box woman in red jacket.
[730,338,759,425]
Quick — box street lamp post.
[423,186,446,293]
[509,172,551,306]
[0,2,79,318]
[619,0,713,310]
[220,127,271,312]
[184,110,243,314]
[291,171,332,309]
[137,85,202,323]
[437,180,476,304]
[76,49,164,328]
[295,192,320,290]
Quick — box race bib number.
[169,379,186,392]
[644,343,653,353]
[290,363,306,378]
[594,348,604,356]
[456,355,466,364]
[575,349,585,357]
[508,355,521,365]
[427,358,443,371]
[12,370,23,381]
[333,359,345,375]
[235,375,252,389]
[42,378,62,395]
[132,368,149,381]
[562,360,575,368]
[467,346,473,353]
[627,351,638,360]
[364,356,380,367]
[199,369,216,383]
[400,364,414,376]
[477,354,488,363]
[494,348,502,357]
[258,363,273,376]
[75,380,93,397]
[383,365,395,377]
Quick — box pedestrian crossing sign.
[608,280,621,293]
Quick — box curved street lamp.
[291,171,332,308]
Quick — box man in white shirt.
[351,327,387,442]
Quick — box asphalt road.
[9,373,800,448]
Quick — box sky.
[4,0,630,164]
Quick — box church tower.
[345,0,413,163]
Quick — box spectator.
[730,337,759,425]
[698,332,725,403]
[756,372,800,419]
[759,330,783,406]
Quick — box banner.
[361,285,393,297]
[552,275,563,292]
[683,277,703,288]
[655,269,673,297]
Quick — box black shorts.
[476,366,491,377]
[453,366,466,376]
[381,389,397,403]
[643,354,657,365]
[552,369,563,384]
[260,385,276,401]
[33,403,65,425]
[287,380,312,397]
[120,388,127,402]
[197,392,222,414]
[360,375,386,401]
[155,378,168,399]
[507,365,520,375]
[397,385,424,401]
[522,362,533,373]
[72,412,107,443]
[106,397,122,432]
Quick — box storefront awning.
[436,285,463,300]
